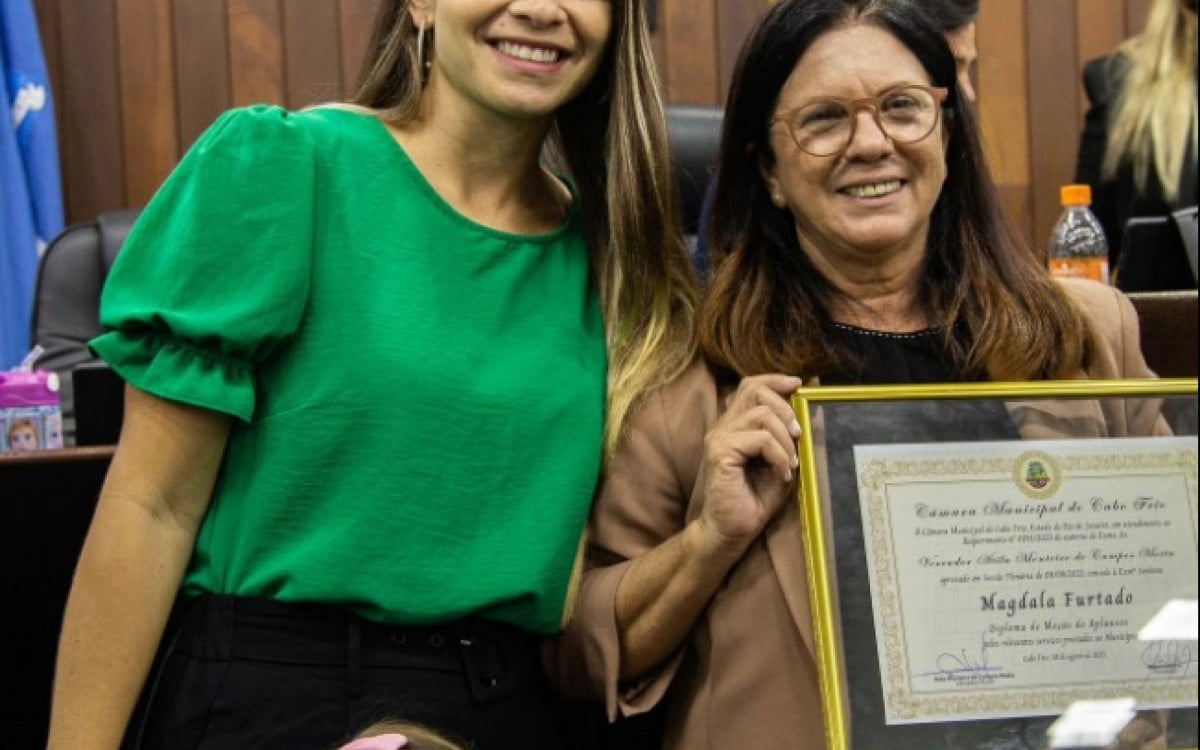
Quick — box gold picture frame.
[791,378,1199,750]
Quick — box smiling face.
[762,21,948,280]
[412,0,613,123]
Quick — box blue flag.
[1,0,63,368]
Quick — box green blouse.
[92,105,607,633]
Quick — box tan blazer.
[550,279,1169,750]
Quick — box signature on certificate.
[916,634,1005,679]
[1142,641,1197,678]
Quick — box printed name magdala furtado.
[981,587,1133,617]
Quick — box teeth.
[497,41,561,64]
[844,180,902,198]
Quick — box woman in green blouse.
[47,1,697,749]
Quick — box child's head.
[336,720,467,750]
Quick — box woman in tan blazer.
[550,1,1177,748]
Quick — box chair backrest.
[29,209,140,443]
[1117,207,1199,293]
[31,209,140,371]
[1126,289,1199,377]
[666,104,723,237]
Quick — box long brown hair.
[702,0,1090,382]
[354,1,697,454]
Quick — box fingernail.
[790,419,802,436]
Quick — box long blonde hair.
[1103,0,1198,201]
[354,1,698,456]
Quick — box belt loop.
[215,595,235,661]
[458,631,514,704]
[347,616,363,699]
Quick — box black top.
[821,322,961,385]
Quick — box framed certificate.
[791,379,1199,750]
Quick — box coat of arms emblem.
[1013,451,1062,499]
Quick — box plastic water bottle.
[1048,184,1109,284]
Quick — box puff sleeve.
[90,105,315,422]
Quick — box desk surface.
[1,444,114,746]
[0,444,115,466]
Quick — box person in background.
[1075,0,1197,274]
[928,0,979,103]
[45,0,697,748]
[692,0,980,279]
[550,0,1168,748]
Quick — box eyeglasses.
[770,84,950,157]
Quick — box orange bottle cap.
[1061,184,1092,206]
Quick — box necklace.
[830,321,943,340]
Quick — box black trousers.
[124,595,569,750]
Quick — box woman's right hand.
[697,374,803,553]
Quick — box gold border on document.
[790,378,1199,750]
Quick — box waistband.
[173,595,544,677]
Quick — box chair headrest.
[666,105,724,235]
[97,208,141,274]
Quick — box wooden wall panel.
[228,0,285,107]
[283,0,343,107]
[55,0,124,223]
[1027,0,1084,255]
[715,0,771,106]
[35,0,1160,227]
[116,0,179,208]
[660,0,719,104]
[338,0,382,97]
[174,0,231,150]
[977,0,1032,245]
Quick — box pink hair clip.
[338,734,409,750]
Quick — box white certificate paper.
[854,437,1199,725]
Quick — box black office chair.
[666,104,724,241]
[30,208,140,443]
[1116,206,1198,292]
